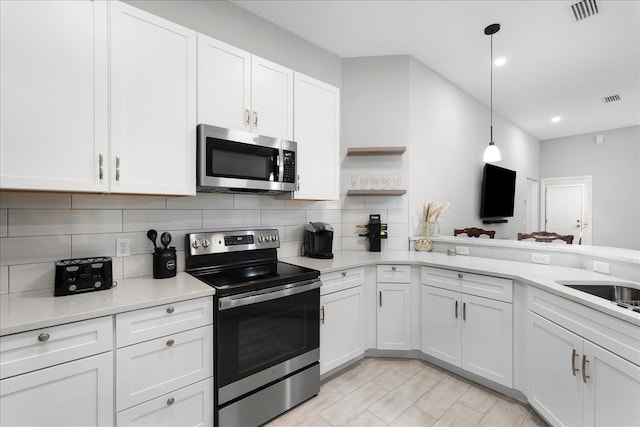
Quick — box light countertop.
[283,251,640,326]
[0,273,215,336]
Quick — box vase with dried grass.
[415,202,449,252]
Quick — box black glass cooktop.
[190,261,319,297]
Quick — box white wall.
[409,57,541,239]
[540,126,640,250]
[124,0,341,87]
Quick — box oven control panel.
[187,229,279,255]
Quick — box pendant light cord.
[490,32,493,143]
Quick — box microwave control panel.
[282,150,296,183]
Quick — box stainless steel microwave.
[197,124,297,194]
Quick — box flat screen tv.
[480,164,516,218]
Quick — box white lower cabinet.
[376,265,412,350]
[530,313,640,426]
[0,352,114,426]
[320,285,365,375]
[117,377,213,427]
[421,282,513,387]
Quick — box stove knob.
[258,236,264,243]
[274,235,279,241]
[271,235,277,242]
[192,240,200,249]
[202,239,210,248]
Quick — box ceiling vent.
[571,0,599,21]
[602,94,621,103]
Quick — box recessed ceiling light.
[494,57,506,67]
[551,116,562,123]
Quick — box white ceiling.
[232,0,640,140]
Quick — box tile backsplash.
[0,191,409,294]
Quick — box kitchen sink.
[556,280,640,312]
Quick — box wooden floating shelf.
[346,146,406,156]
[346,189,407,196]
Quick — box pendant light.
[483,23,501,163]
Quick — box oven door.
[216,279,320,405]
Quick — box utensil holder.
[153,247,177,279]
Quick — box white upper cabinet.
[0,0,109,192]
[110,1,196,195]
[197,35,293,140]
[292,73,340,200]
[197,35,251,131]
[251,56,294,140]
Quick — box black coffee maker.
[302,222,334,259]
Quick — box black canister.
[153,247,177,279]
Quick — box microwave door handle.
[278,149,284,183]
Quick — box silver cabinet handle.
[463,302,467,321]
[391,266,397,271]
[166,339,175,347]
[166,306,175,314]
[253,110,258,127]
[38,333,50,342]
[167,397,175,406]
[582,355,590,383]
[379,291,382,307]
[458,273,463,279]
[321,306,325,324]
[455,300,458,318]
[245,108,250,126]
[342,271,347,277]
[115,156,121,181]
[571,349,579,376]
[98,154,104,180]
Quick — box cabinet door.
[461,294,513,387]
[251,56,294,140]
[583,340,640,427]
[197,34,251,131]
[529,313,584,426]
[377,283,411,350]
[421,285,461,366]
[110,1,196,195]
[117,378,213,427]
[320,286,364,375]
[0,352,113,427]
[292,72,340,200]
[0,0,108,192]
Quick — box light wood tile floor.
[266,358,548,427]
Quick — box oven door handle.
[218,279,321,310]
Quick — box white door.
[0,353,113,427]
[293,73,340,200]
[461,294,513,387]
[251,56,294,140]
[529,313,584,426]
[110,1,196,195]
[0,0,109,192]
[524,178,539,233]
[320,287,364,375]
[377,283,411,350]
[421,286,461,366]
[542,177,592,244]
[197,35,251,131]
[583,340,640,427]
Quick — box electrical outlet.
[593,260,611,274]
[456,246,470,255]
[116,238,131,257]
[531,253,550,265]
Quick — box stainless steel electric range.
[185,229,321,427]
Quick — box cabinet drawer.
[117,377,213,427]
[116,297,213,348]
[377,264,411,283]
[116,325,213,411]
[321,267,364,295]
[0,316,113,379]
[422,267,512,302]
